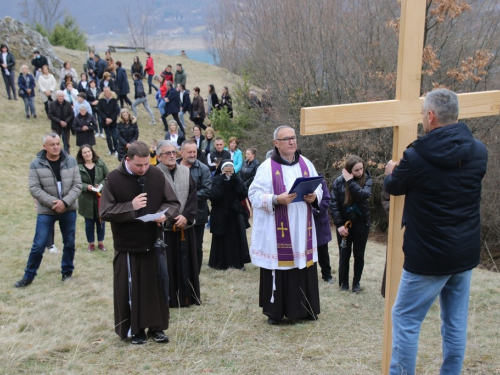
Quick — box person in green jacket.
[76,145,109,251]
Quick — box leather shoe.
[340,283,349,291]
[324,278,334,284]
[14,277,33,288]
[352,283,362,293]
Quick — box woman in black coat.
[77,73,90,93]
[100,72,116,92]
[330,155,372,293]
[116,108,139,161]
[208,160,250,270]
[1,43,17,100]
[115,61,132,108]
[207,84,219,115]
[220,86,233,118]
[73,106,98,146]
[240,148,260,188]
[85,80,103,137]
[130,56,143,77]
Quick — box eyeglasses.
[159,151,176,156]
[275,136,297,142]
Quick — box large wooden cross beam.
[299,1,500,373]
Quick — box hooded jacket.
[384,122,487,275]
[174,68,186,86]
[116,117,139,161]
[97,91,119,125]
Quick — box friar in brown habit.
[100,141,180,345]
[156,140,201,307]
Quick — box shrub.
[49,16,87,51]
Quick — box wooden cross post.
[299,0,500,373]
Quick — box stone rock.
[0,16,64,79]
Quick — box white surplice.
[249,156,322,270]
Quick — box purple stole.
[271,157,314,268]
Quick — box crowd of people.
[5,47,485,374]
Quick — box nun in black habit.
[208,160,251,270]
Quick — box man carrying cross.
[384,88,487,374]
[249,125,322,325]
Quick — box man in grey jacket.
[178,140,211,274]
[15,133,82,288]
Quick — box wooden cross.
[299,1,500,373]
[277,222,288,238]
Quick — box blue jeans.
[147,74,158,93]
[103,123,118,153]
[158,99,166,116]
[22,96,36,116]
[390,269,472,375]
[85,217,105,243]
[24,211,77,280]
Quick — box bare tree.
[18,0,64,31]
[206,0,500,259]
[118,0,171,51]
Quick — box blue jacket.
[18,73,36,98]
[224,148,243,173]
[164,87,180,114]
[115,66,130,95]
[384,122,487,275]
[313,178,332,246]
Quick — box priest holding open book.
[249,125,322,325]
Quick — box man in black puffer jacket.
[384,88,487,375]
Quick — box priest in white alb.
[249,125,322,325]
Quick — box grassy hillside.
[0,48,499,374]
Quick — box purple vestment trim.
[271,157,313,267]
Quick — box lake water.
[157,49,216,65]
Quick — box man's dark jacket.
[31,55,48,74]
[95,58,108,79]
[164,87,180,114]
[177,158,212,224]
[48,99,74,134]
[97,91,119,125]
[384,122,487,275]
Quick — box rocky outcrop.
[0,17,63,79]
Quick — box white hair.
[157,140,176,153]
[273,125,294,140]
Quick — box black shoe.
[27,115,30,119]
[324,278,334,284]
[132,330,147,345]
[267,317,281,325]
[14,277,33,288]
[148,330,169,343]
[340,283,349,291]
[8,97,12,100]
[352,283,362,293]
[62,273,72,282]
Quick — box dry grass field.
[0,48,499,374]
